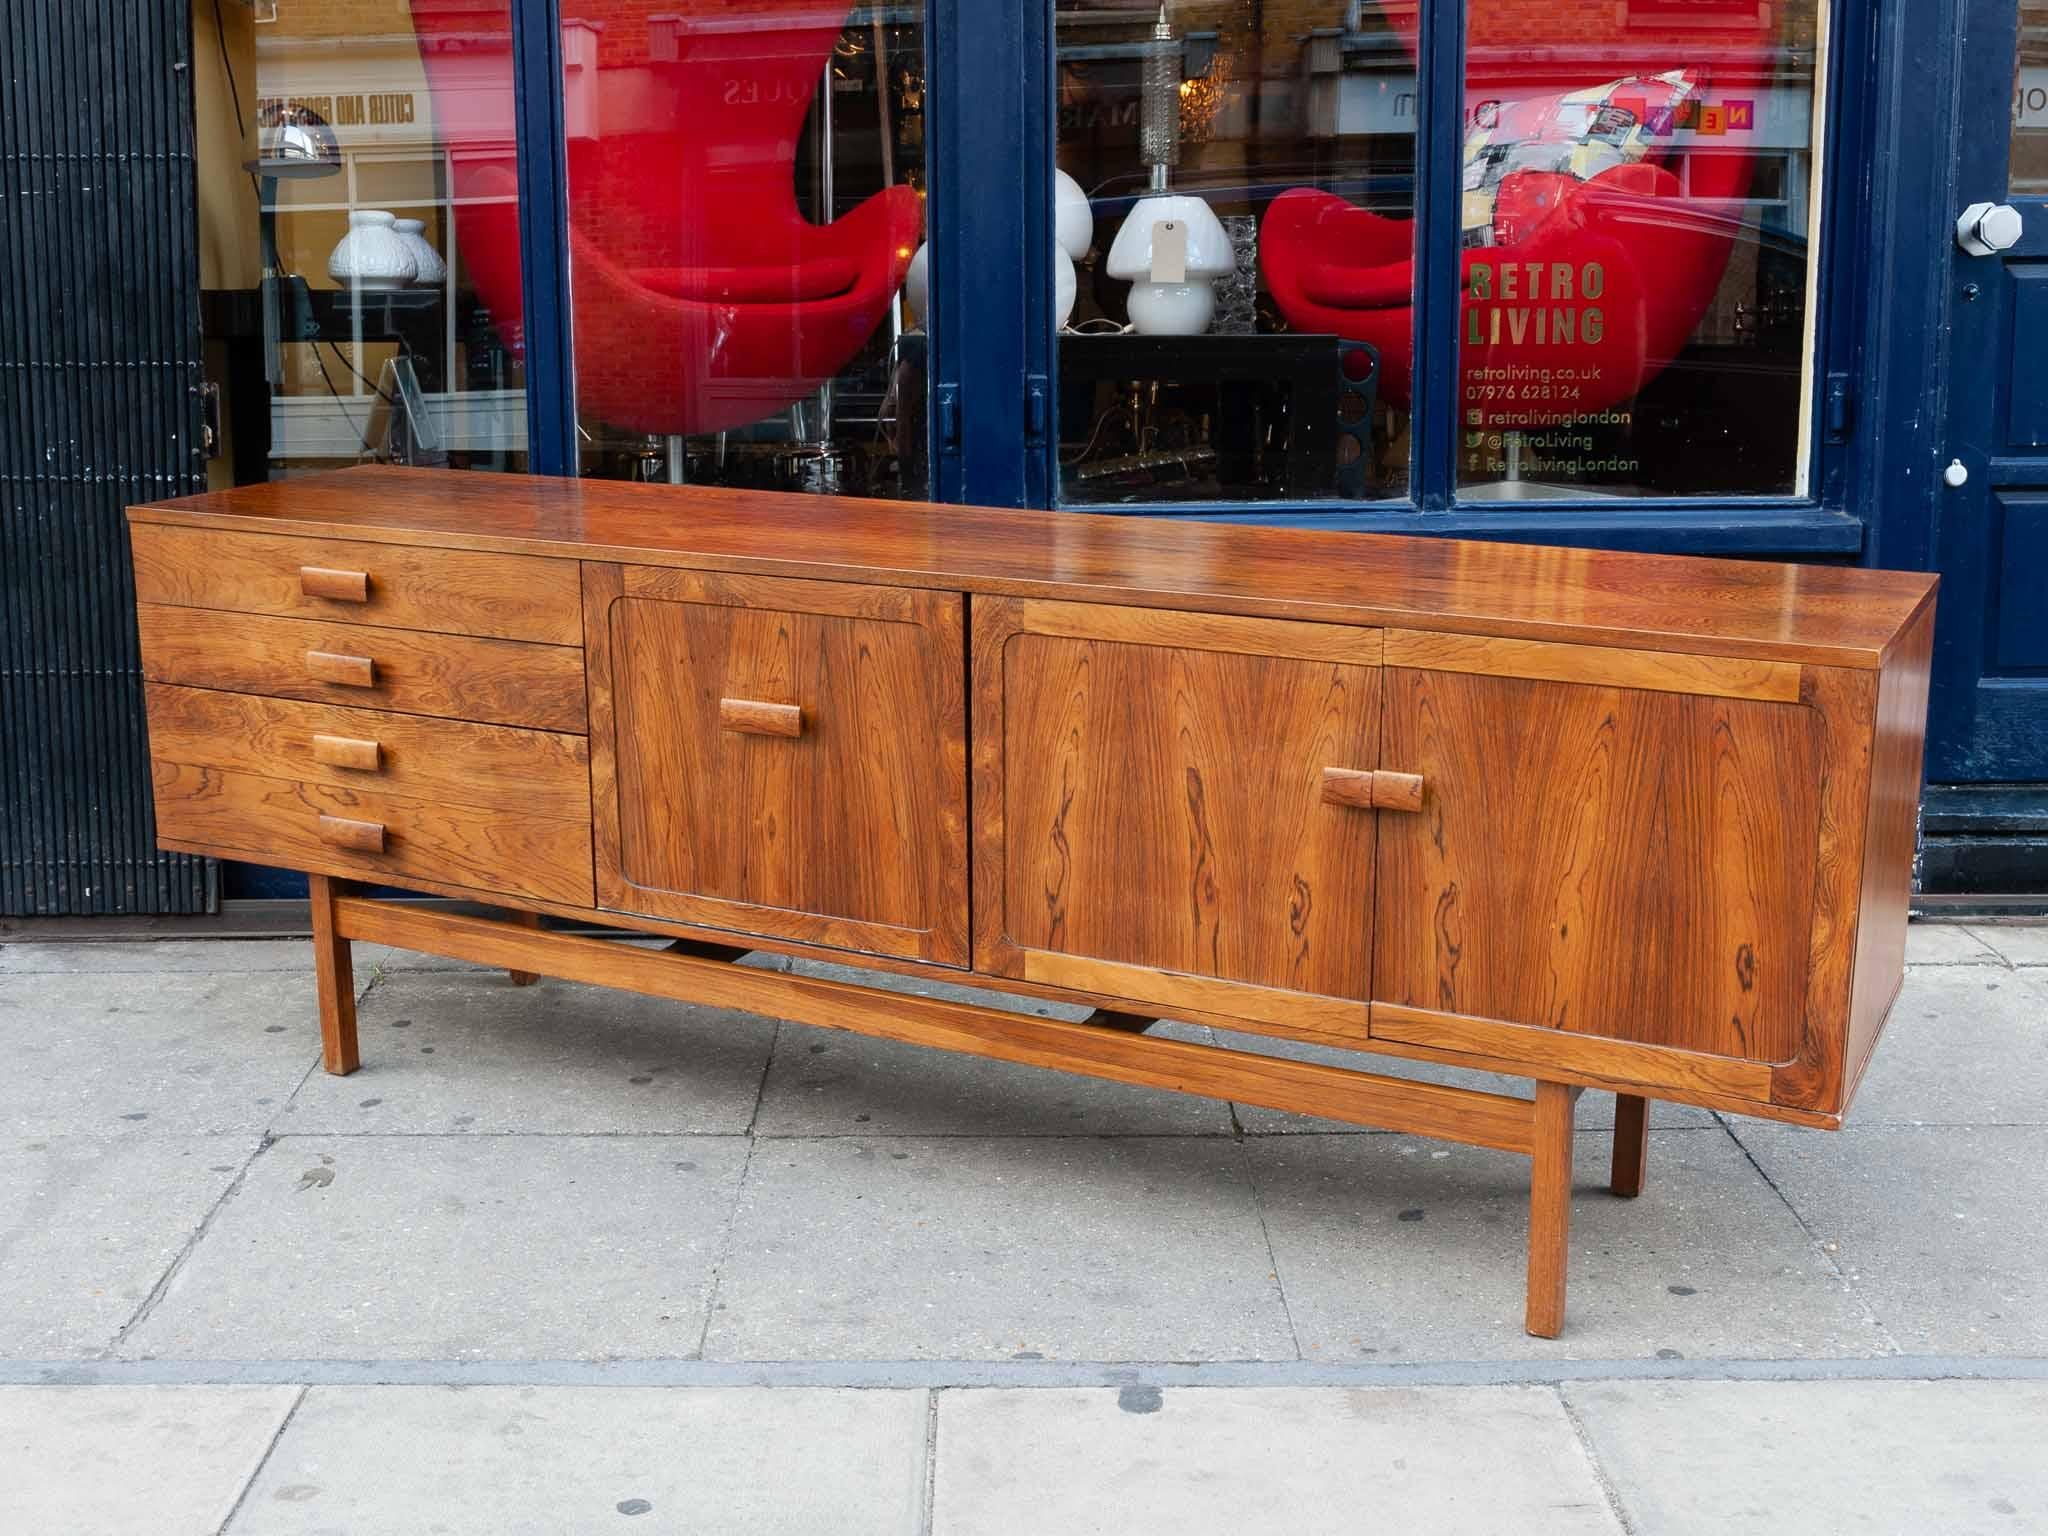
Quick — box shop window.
[1055,2,1417,504]
[1050,0,1825,506]
[561,2,928,497]
[194,0,528,484]
[1454,0,1824,497]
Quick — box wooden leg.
[1610,1093,1650,1199]
[1525,1080,1577,1339]
[507,910,542,986]
[308,874,360,1075]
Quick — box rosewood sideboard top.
[132,467,1933,670]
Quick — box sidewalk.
[2,921,2045,1532]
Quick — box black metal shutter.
[1,1,215,914]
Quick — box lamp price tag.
[1150,220,1188,284]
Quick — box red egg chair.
[409,0,920,437]
[1259,4,1772,419]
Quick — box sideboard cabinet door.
[1370,637,1826,1103]
[584,565,969,965]
[973,598,1383,1036]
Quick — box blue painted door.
[1932,0,2048,780]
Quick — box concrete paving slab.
[225,1385,925,1535]
[932,1385,1619,1536]
[1735,1123,2048,1355]
[120,1134,750,1360]
[0,1136,260,1356]
[1212,1029,1715,1134]
[0,1385,299,1536]
[0,972,320,1136]
[1248,1128,1886,1361]
[0,939,315,974]
[280,972,777,1135]
[1566,1379,2048,1535]
[706,1135,1294,1361]
[1904,922,2006,964]
[1843,966,2048,1126]
[756,1017,1228,1137]
[1969,921,2048,966]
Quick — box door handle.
[300,565,370,602]
[311,734,382,771]
[1321,768,1424,812]
[1956,202,2023,256]
[306,650,376,687]
[317,813,386,853]
[719,698,804,738]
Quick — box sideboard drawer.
[151,761,595,906]
[584,564,969,964]
[136,604,587,733]
[131,523,583,645]
[142,684,590,821]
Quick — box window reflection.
[562,2,927,497]
[1057,2,1418,504]
[1054,0,1822,506]
[1451,0,1821,497]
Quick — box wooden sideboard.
[127,466,1937,1337]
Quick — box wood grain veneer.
[151,760,594,905]
[131,466,1935,669]
[585,563,969,966]
[132,521,583,644]
[136,604,587,733]
[1373,667,1823,1068]
[973,597,1382,1012]
[142,685,590,821]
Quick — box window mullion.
[1413,0,1469,512]
[509,0,574,476]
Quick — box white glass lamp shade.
[1054,170,1093,261]
[1103,195,1235,282]
[1054,245,1077,329]
[903,241,930,326]
[392,218,447,287]
[328,210,418,290]
[1106,195,1234,336]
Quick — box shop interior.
[194,0,1823,508]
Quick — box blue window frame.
[507,0,1910,557]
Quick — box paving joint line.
[102,1133,277,1357]
[1555,1382,1640,1536]
[918,1387,941,1536]
[689,1020,779,1361]
[1233,1125,1305,1363]
[15,1354,2045,1390]
[211,1383,307,1536]
[1713,1112,1902,1355]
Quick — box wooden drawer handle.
[311,733,382,772]
[1321,767,1425,813]
[317,813,386,853]
[306,649,375,688]
[300,565,370,602]
[719,698,804,738]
